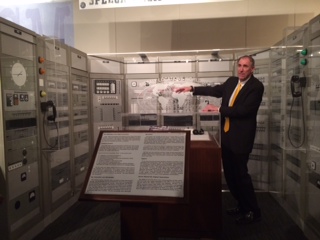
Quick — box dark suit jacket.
[193,75,264,154]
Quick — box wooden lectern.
[80,131,221,240]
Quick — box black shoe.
[235,211,261,224]
[226,207,242,216]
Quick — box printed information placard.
[80,130,190,203]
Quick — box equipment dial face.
[11,62,27,86]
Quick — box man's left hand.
[202,104,219,112]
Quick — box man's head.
[237,55,255,81]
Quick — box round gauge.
[11,62,27,86]
[131,81,137,87]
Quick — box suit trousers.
[221,142,260,215]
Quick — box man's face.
[237,57,255,81]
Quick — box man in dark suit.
[175,55,264,224]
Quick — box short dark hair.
[238,55,255,68]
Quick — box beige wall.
[73,0,320,54]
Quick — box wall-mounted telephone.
[291,75,302,97]
[41,100,57,122]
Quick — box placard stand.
[80,130,190,240]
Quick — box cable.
[42,111,59,149]
[287,92,306,148]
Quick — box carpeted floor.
[33,192,308,240]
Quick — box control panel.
[91,78,123,143]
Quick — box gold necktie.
[224,83,242,132]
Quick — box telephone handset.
[291,75,302,97]
[47,101,57,122]
[41,100,57,122]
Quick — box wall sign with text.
[79,0,239,10]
